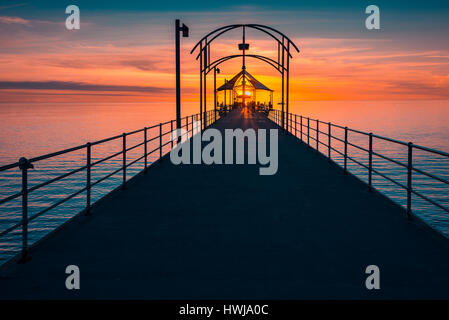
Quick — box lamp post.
[238,26,249,109]
[175,19,189,132]
[224,79,227,109]
[214,67,220,121]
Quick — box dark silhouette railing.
[0,109,220,262]
[268,109,449,218]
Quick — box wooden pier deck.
[1,109,449,299]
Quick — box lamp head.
[238,43,249,50]
[182,24,189,37]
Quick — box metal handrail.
[0,109,221,262]
[268,109,449,218]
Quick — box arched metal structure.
[191,24,300,129]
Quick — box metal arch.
[194,25,241,60]
[190,24,242,54]
[204,54,285,75]
[194,25,292,60]
[247,24,300,53]
[245,25,293,58]
[191,24,299,58]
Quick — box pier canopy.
[217,70,273,109]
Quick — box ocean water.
[0,100,448,264]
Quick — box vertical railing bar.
[407,142,413,218]
[86,143,91,215]
[368,133,373,192]
[307,117,310,147]
[19,157,32,262]
[344,127,348,174]
[316,120,319,151]
[328,122,331,161]
[170,120,174,149]
[144,127,148,173]
[159,123,163,160]
[122,133,126,189]
[300,115,303,141]
[295,114,297,138]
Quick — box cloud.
[0,81,172,93]
[0,3,28,11]
[0,15,29,25]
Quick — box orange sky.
[1,7,449,103]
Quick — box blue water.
[0,101,448,265]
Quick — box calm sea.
[0,100,448,264]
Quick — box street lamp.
[175,19,189,132]
[214,67,220,121]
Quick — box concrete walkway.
[1,109,449,299]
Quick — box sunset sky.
[1,0,449,103]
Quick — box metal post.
[300,116,303,141]
[328,122,331,161]
[316,120,319,151]
[307,117,310,146]
[290,113,292,133]
[170,120,174,149]
[19,157,32,262]
[122,133,126,189]
[286,42,290,132]
[369,133,373,191]
[214,67,218,123]
[295,114,297,138]
[144,127,148,172]
[344,127,348,174]
[199,42,203,130]
[86,143,91,215]
[175,19,181,131]
[203,45,207,129]
[159,123,163,159]
[281,37,285,131]
[407,142,413,217]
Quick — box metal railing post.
[328,122,331,161]
[144,127,148,173]
[290,113,293,133]
[316,120,319,151]
[170,120,174,149]
[300,116,303,141]
[368,133,373,191]
[295,114,297,138]
[159,123,163,159]
[407,142,413,218]
[289,113,291,132]
[86,143,91,215]
[307,117,310,147]
[19,157,33,262]
[344,127,348,174]
[122,133,126,189]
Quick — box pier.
[1,109,449,299]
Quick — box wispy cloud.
[0,81,172,93]
[0,3,28,11]
[0,15,29,25]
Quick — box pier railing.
[268,109,449,219]
[0,109,220,263]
